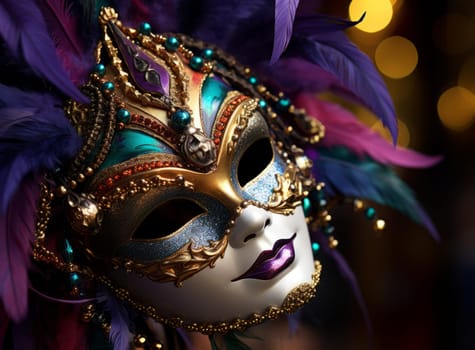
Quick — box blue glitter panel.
[201,76,230,135]
[117,192,230,261]
[100,130,175,169]
[242,156,287,203]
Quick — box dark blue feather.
[0,0,87,102]
[312,147,438,240]
[98,288,133,350]
[289,16,397,141]
[177,0,274,65]
[0,178,39,322]
[0,85,81,214]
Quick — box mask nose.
[229,206,272,248]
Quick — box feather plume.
[0,0,87,102]
[259,57,373,104]
[0,178,39,322]
[271,0,299,64]
[312,147,439,240]
[295,93,442,167]
[0,84,81,213]
[98,289,133,350]
[289,16,397,141]
[176,0,274,64]
[36,0,94,85]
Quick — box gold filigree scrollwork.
[227,98,259,154]
[112,235,228,287]
[268,164,308,215]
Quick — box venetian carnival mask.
[34,7,326,334]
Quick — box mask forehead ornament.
[33,6,327,335]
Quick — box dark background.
[298,1,475,349]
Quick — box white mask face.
[107,205,315,325]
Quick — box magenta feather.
[271,0,300,64]
[0,178,39,322]
[295,93,442,168]
[0,0,87,102]
[39,0,83,56]
[36,0,93,85]
[49,304,87,350]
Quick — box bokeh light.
[349,0,393,33]
[437,86,475,131]
[375,36,418,79]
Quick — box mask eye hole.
[132,198,205,240]
[238,138,273,187]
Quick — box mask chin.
[102,205,319,333]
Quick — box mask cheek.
[100,206,316,327]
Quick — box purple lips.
[231,233,296,282]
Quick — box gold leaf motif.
[112,235,228,287]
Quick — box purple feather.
[271,0,299,64]
[295,93,442,168]
[98,288,133,350]
[175,0,275,64]
[0,0,87,102]
[36,0,94,85]
[259,57,373,103]
[0,178,39,322]
[289,16,397,141]
[0,85,82,213]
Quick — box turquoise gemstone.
[171,110,191,130]
[248,76,258,85]
[365,207,376,220]
[302,197,312,216]
[138,22,152,35]
[116,109,131,123]
[202,48,214,59]
[258,99,267,109]
[101,81,114,92]
[189,56,204,71]
[165,37,180,52]
[312,242,320,252]
[94,63,106,77]
[277,97,291,111]
[324,225,335,235]
[70,272,80,284]
[63,239,74,263]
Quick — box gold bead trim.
[98,260,321,334]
